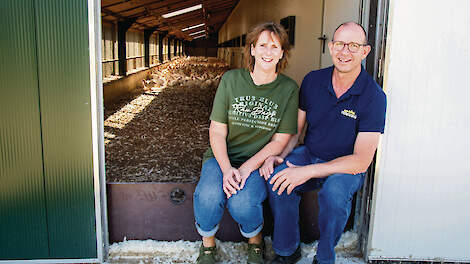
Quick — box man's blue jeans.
[267,146,365,264]
[193,158,267,238]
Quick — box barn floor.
[104,57,228,183]
[106,231,365,264]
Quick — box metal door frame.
[88,0,108,262]
[358,0,390,260]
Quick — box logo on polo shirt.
[341,109,357,119]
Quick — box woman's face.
[251,30,284,73]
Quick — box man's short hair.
[333,22,368,44]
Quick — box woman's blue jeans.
[193,158,267,238]
[267,146,365,264]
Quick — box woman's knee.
[228,188,265,211]
[227,182,266,216]
[194,178,225,211]
[195,159,225,202]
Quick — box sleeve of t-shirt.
[209,73,229,124]
[358,88,387,133]
[276,83,299,134]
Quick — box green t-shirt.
[203,68,299,168]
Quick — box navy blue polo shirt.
[299,66,386,161]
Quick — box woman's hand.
[259,155,284,180]
[237,165,254,190]
[222,167,241,198]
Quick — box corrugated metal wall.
[0,0,97,260]
[0,0,50,258]
[367,0,470,261]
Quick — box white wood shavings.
[106,232,365,264]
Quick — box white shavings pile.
[335,231,360,252]
[107,231,365,264]
[109,239,200,263]
[300,231,362,263]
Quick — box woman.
[193,22,299,264]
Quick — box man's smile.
[338,57,352,63]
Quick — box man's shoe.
[247,241,265,264]
[312,255,318,264]
[268,246,301,264]
[196,245,217,264]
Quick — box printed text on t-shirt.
[228,96,281,130]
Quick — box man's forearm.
[302,132,380,179]
[304,153,369,179]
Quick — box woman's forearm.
[239,133,291,173]
[209,121,232,172]
[279,109,307,159]
[278,133,300,159]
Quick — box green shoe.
[247,241,265,264]
[196,245,217,264]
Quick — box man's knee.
[317,173,363,213]
[318,187,349,214]
[268,188,301,222]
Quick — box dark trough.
[107,182,244,243]
[107,182,326,243]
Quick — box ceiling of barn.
[101,0,239,40]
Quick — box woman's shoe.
[196,245,217,264]
[247,241,265,264]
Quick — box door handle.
[318,35,327,53]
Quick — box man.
[259,22,387,264]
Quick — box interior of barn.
[100,0,385,259]
[101,0,237,184]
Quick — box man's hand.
[222,167,241,198]
[259,155,284,180]
[270,161,312,195]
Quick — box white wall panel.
[368,0,470,261]
[218,0,323,85]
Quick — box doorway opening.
[97,0,390,261]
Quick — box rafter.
[100,0,240,38]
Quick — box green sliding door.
[0,0,97,260]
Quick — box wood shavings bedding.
[105,57,228,183]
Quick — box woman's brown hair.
[244,21,290,73]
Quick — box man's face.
[328,25,371,74]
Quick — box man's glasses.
[332,41,367,53]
